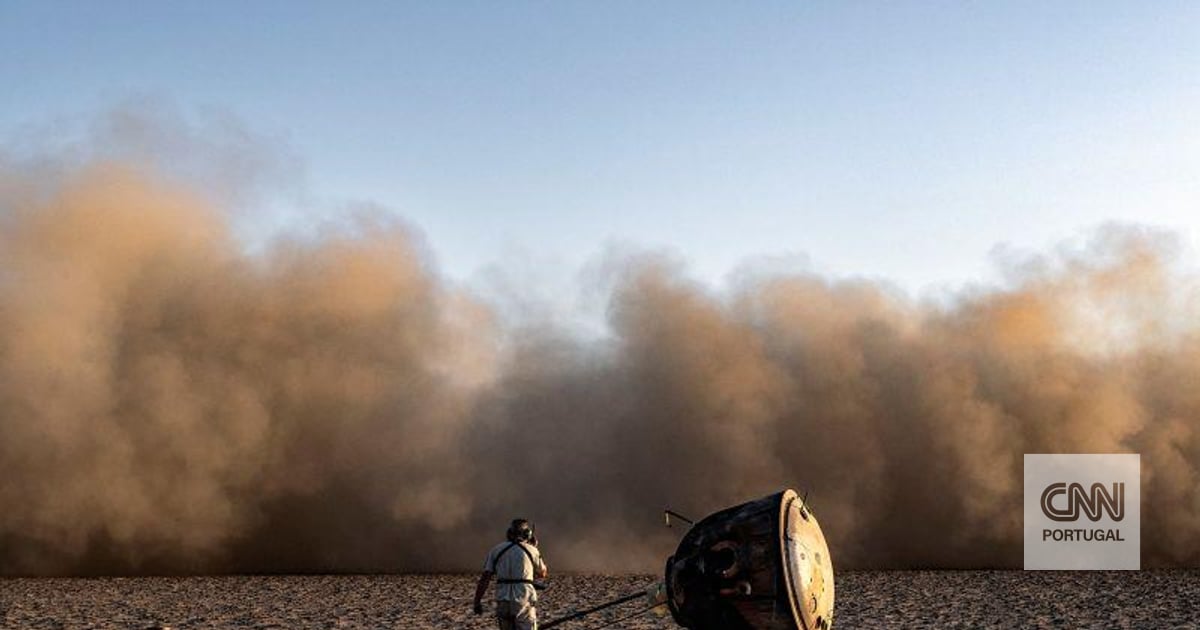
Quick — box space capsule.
[664,489,834,630]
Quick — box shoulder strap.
[494,542,518,565]
[515,542,537,567]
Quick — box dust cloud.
[1,139,1198,575]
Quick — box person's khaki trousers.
[495,600,537,630]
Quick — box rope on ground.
[576,604,664,630]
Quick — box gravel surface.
[2,571,1198,629]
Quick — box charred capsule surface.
[665,489,834,630]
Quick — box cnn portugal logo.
[1024,454,1139,570]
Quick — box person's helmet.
[507,518,534,542]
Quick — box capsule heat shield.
[664,489,834,630]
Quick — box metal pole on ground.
[540,591,647,629]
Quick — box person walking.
[473,518,549,630]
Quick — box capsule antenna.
[664,508,695,528]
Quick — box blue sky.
[2,2,1197,294]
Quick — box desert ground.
[2,571,1198,629]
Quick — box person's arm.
[473,571,493,615]
[527,538,547,579]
